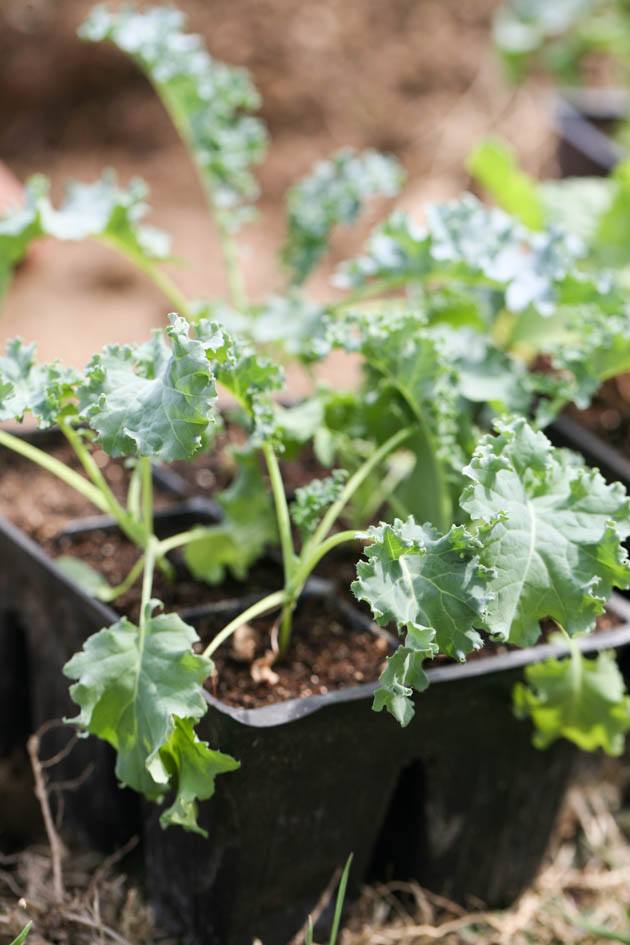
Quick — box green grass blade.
[329,854,353,945]
[10,922,32,945]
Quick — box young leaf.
[159,717,239,835]
[80,5,267,226]
[283,148,403,284]
[64,609,234,832]
[461,417,630,647]
[0,338,79,427]
[40,171,171,261]
[467,137,544,230]
[0,171,169,301]
[334,210,431,291]
[547,307,630,406]
[185,451,277,583]
[0,175,47,299]
[514,645,630,756]
[197,321,284,445]
[9,924,32,945]
[290,469,349,539]
[55,556,116,602]
[354,519,490,661]
[80,315,218,461]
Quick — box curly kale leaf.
[283,148,403,284]
[185,451,277,583]
[290,469,349,539]
[197,319,285,445]
[337,194,591,315]
[80,314,218,461]
[353,519,492,724]
[514,644,630,756]
[0,338,79,427]
[462,417,630,647]
[64,609,237,834]
[81,5,267,227]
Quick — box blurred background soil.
[0,0,554,366]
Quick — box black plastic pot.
[550,413,630,490]
[0,499,219,850]
[143,592,630,945]
[554,88,627,177]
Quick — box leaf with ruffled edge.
[80,5,267,228]
[283,148,403,284]
[290,469,349,539]
[0,338,79,427]
[64,609,236,832]
[353,518,492,725]
[336,194,595,315]
[0,171,169,302]
[80,314,218,461]
[461,417,630,647]
[196,318,285,445]
[514,643,630,756]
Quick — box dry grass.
[3,764,630,945]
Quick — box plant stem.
[104,554,146,602]
[262,441,296,581]
[158,526,210,556]
[97,236,194,320]
[141,457,153,534]
[155,85,249,311]
[59,421,147,547]
[0,428,108,512]
[307,425,414,552]
[203,590,286,660]
[140,538,158,630]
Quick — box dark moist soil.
[0,435,174,544]
[208,599,391,708]
[566,377,630,459]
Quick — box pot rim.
[4,514,630,731]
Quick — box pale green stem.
[127,462,142,519]
[277,528,359,658]
[158,526,209,556]
[0,428,108,512]
[307,425,414,554]
[98,235,194,319]
[141,457,153,535]
[203,590,286,660]
[59,421,147,548]
[140,538,159,630]
[102,554,146,603]
[262,441,296,581]
[155,84,249,311]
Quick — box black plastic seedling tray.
[554,88,627,177]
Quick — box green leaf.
[9,923,32,945]
[337,195,588,315]
[64,609,234,832]
[514,644,630,756]
[0,338,79,427]
[55,556,116,602]
[371,628,436,727]
[197,321,284,445]
[159,717,239,835]
[0,171,169,301]
[538,177,613,244]
[290,469,349,539]
[547,306,630,406]
[283,148,403,284]
[40,170,171,261]
[461,417,630,647]
[334,210,431,291]
[354,518,491,725]
[80,314,218,461]
[354,519,490,661]
[0,175,47,299]
[80,5,267,227]
[467,138,544,230]
[185,451,277,583]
